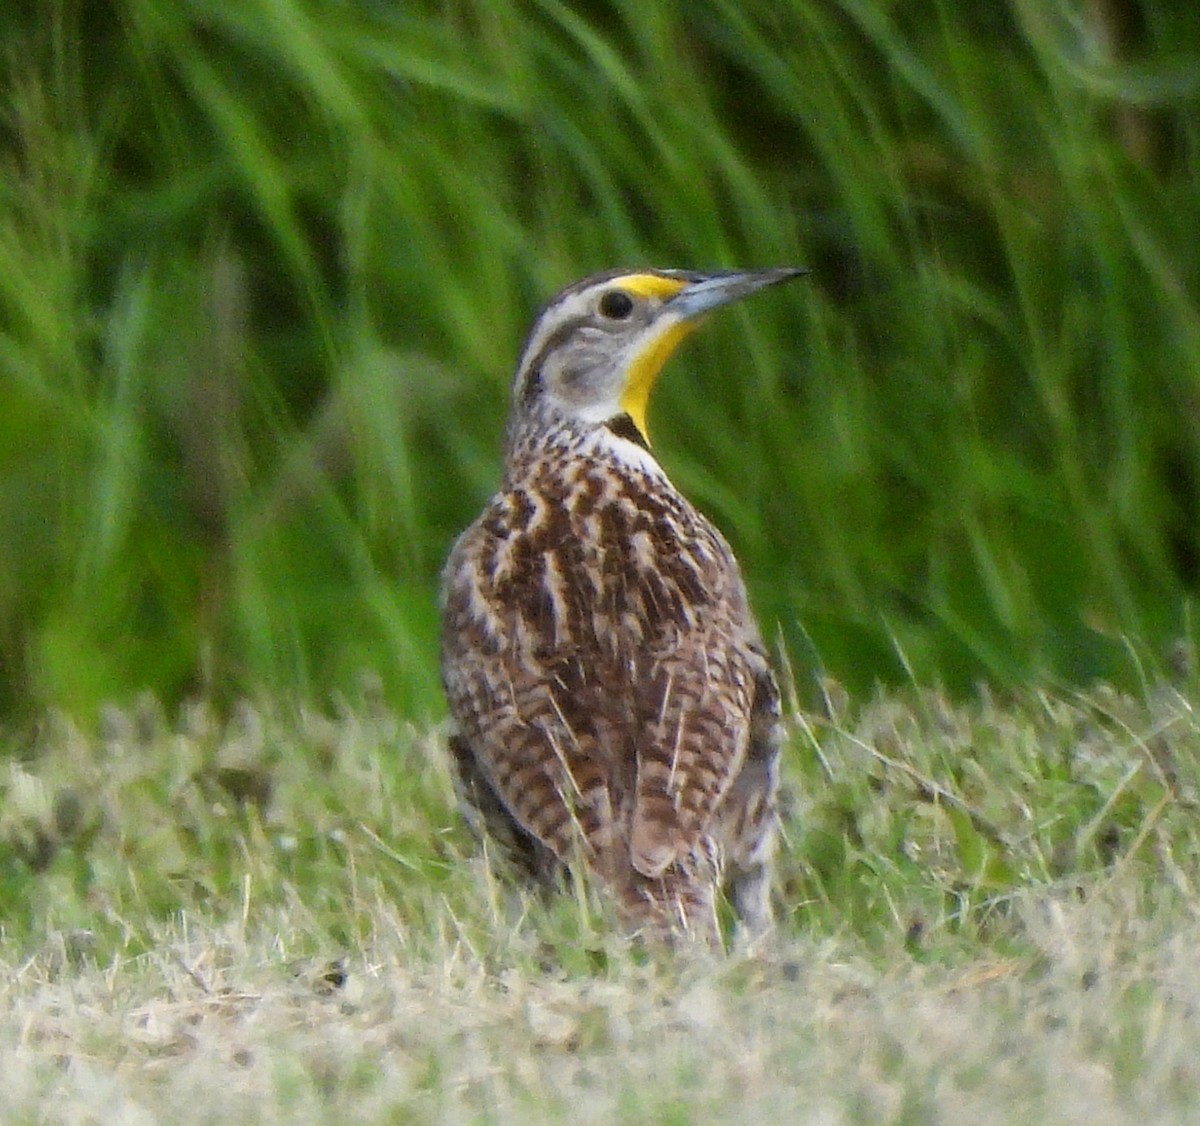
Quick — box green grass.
[2,8,1200,1113]
[2,1,1199,716]
[4,6,1200,1118]
[5,682,1200,1121]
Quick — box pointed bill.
[665,267,810,321]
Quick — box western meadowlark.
[440,267,805,944]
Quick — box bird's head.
[509,267,807,450]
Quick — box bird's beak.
[619,267,807,445]
[665,267,810,322]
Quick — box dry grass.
[4,681,1200,1123]
[5,885,1200,1123]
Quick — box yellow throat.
[613,274,694,445]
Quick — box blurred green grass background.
[2,0,1198,720]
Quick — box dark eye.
[598,289,635,320]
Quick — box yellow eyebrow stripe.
[610,273,688,301]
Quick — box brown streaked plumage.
[440,267,805,944]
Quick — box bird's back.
[440,424,780,940]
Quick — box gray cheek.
[550,352,618,407]
[558,364,601,403]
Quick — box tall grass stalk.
[0,0,1197,717]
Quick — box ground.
[3,680,1200,1123]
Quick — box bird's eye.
[598,289,635,320]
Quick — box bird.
[439,267,806,945]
